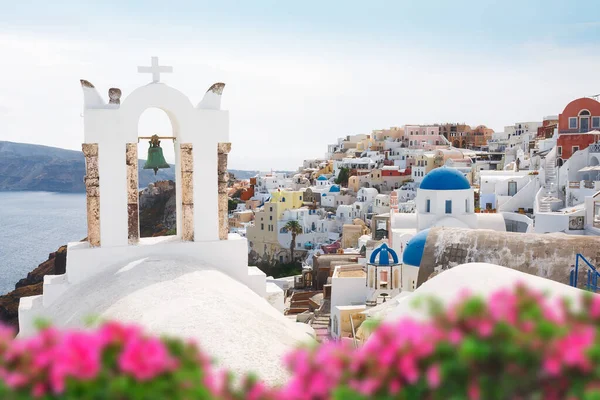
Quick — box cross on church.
[137,56,173,83]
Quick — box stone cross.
[137,56,173,83]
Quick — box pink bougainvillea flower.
[118,335,178,381]
[426,364,441,389]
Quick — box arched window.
[426,198,431,213]
[579,110,591,132]
[465,198,469,213]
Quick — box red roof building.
[555,98,600,165]
[558,98,600,134]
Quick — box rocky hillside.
[0,245,68,330]
[0,141,175,192]
[139,180,176,237]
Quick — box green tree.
[228,198,239,212]
[284,220,303,262]
[335,167,350,187]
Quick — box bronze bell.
[143,135,170,175]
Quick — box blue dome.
[420,167,470,190]
[402,229,430,267]
[317,175,328,181]
[369,243,399,266]
[329,185,340,192]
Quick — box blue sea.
[0,192,86,295]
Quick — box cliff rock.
[0,246,67,331]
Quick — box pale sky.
[0,1,599,170]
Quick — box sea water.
[0,192,86,295]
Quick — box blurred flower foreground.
[2,284,600,399]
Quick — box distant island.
[0,141,287,193]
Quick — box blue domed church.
[389,167,506,274]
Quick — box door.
[508,181,517,196]
[581,117,590,133]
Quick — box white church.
[17,58,314,384]
[390,167,506,263]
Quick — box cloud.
[0,31,599,171]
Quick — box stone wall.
[126,143,139,244]
[180,143,194,241]
[82,143,100,247]
[218,143,231,240]
[417,227,600,289]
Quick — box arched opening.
[579,110,591,132]
[590,156,599,166]
[453,140,459,147]
[137,108,178,239]
[557,158,564,167]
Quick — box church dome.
[403,229,430,267]
[420,167,470,190]
[317,175,328,181]
[369,243,399,266]
[329,185,340,192]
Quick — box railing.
[589,143,600,153]
[569,254,600,292]
[569,181,581,188]
[584,181,595,189]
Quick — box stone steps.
[42,275,70,307]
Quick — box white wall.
[331,269,367,311]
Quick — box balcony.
[589,143,600,153]
[569,181,581,189]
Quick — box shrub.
[0,322,247,399]
[3,285,600,399]
[273,284,600,399]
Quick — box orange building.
[558,98,600,134]
[555,97,600,166]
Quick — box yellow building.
[246,190,306,265]
[269,190,304,218]
[315,161,333,178]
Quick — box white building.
[373,194,390,215]
[255,172,292,193]
[389,167,508,261]
[333,157,377,177]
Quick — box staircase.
[539,147,558,212]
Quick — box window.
[269,216,272,220]
[465,199,469,213]
[445,200,452,214]
[270,207,273,212]
[426,199,431,213]
[297,243,301,248]
[261,223,264,230]
[557,146,562,156]
[573,146,580,154]
[569,117,577,129]
[579,110,591,116]
[593,117,600,129]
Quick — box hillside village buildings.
[237,97,600,342]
